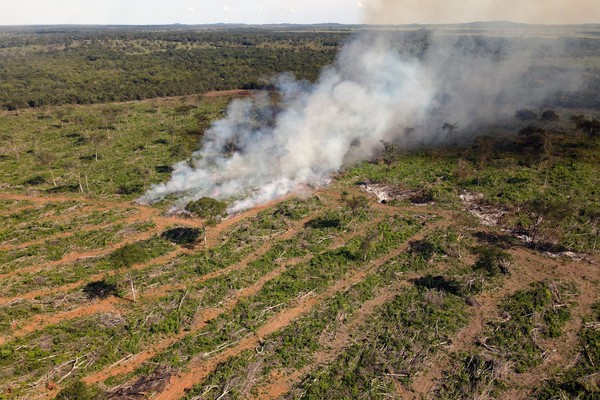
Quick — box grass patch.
[482,281,576,373]
[536,303,600,399]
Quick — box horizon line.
[1,21,599,28]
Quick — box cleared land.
[0,25,599,400]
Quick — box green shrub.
[56,380,104,400]
[485,282,573,372]
[185,197,228,225]
[473,246,512,277]
[536,303,600,399]
[109,243,148,268]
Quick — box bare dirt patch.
[459,190,509,227]
[360,182,418,202]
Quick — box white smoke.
[140,29,584,212]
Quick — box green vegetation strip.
[0,236,173,297]
[0,221,155,276]
[482,281,576,373]
[0,198,330,395]
[0,198,324,338]
[182,231,447,399]
[287,286,468,399]
[100,213,427,393]
[0,206,136,252]
[0,199,34,212]
[537,303,600,399]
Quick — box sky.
[0,0,597,26]
[0,0,364,25]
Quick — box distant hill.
[2,21,600,34]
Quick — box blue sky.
[0,0,364,25]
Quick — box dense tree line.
[1,26,599,110]
[0,27,350,110]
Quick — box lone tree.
[515,109,538,121]
[442,123,458,143]
[341,193,370,233]
[110,243,148,302]
[380,140,398,168]
[185,197,228,246]
[518,126,553,164]
[519,197,571,245]
[571,115,600,138]
[185,197,228,226]
[541,110,560,122]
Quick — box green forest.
[0,26,352,109]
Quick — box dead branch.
[178,288,190,311]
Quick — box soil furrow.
[408,243,599,399]
[0,297,121,346]
[0,247,190,307]
[250,217,452,400]
[152,215,449,400]
[84,259,304,387]
[80,210,320,387]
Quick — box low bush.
[473,246,512,277]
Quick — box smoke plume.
[140,5,587,212]
[364,0,600,25]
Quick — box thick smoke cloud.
[141,7,586,212]
[364,0,600,25]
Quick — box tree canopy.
[185,197,228,225]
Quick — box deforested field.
[0,25,599,400]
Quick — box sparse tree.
[359,230,379,261]
[185,197,228,226]
[519,198,570,245]
[442,123,458,143]
[541,110,560,122]
[515,109,538,122]
[341,193,370,233]
[90,131,109,162]
[473,246,512,277]
[380,140,398,168]
[573,117,600,138]
[186,197,227,246]
[110,243,148,302]
[518,126,553,164]
[472,135,494,168]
